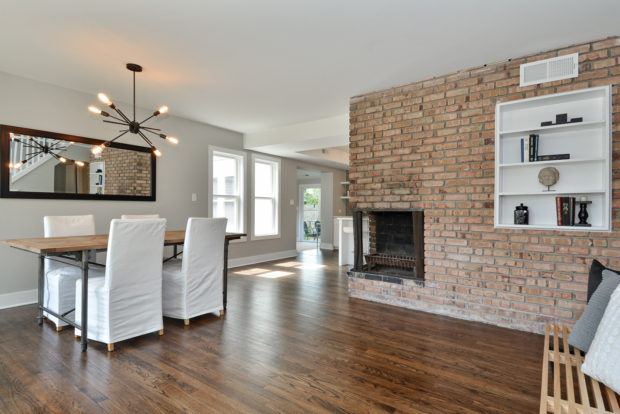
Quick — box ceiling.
[1,1,618,135]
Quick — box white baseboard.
[229,249,298,268]
[0,288,37,310]
[320,242,334,250]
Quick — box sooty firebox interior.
[353,209,424,280]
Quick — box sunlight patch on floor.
[256,270,294,279]
[275,261,326,270]
[234,268,270,276]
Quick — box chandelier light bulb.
[88,106,102,114]
[98,93,112,106]
[58,157,67,163]
[74,160,85,167]
[153,148,162,157]
[91,144,104,155]
[158,105,168,114]
[13,161,24,169]
[165,136,178,145]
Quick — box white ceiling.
[0,0,618,134]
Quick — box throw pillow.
[588,259,618,303]
[581,284,620,394]
[568,269,620,352]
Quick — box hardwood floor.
[0,249,543,413]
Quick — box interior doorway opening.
[297,168,322,251]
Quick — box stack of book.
[555,197,576,226]
[519,134,570,162]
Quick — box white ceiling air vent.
[520,53,579,87]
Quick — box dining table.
[2,230,246,351]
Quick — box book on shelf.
[537,153,570,161]
[528,134,539,162]
[558,196,576,226]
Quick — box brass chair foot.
[56,326,63,332]
[158,329,164,336]
[184,319,190,326]
[219,309,225,317]
[107,343,114,352]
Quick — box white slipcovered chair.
[163,217,227,325]
[75,218,167,352]
[121,214,160,219]
[43,215,96,330]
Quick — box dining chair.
[162,217,227,325]
[121,214,160,219]
[43,214,96,331]
[75,218,167,351]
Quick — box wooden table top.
[1,231,246,254]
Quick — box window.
[252,154,280,238]
[208,147,245,234]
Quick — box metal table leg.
[37,254,44,325]
[80,250,89,352]
[223,239,229,311]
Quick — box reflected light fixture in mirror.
[8,134,84,170]
[87,63,178,158]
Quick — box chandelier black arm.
[111,106,132,124]
[142,126,162,132]
[139,113,157,125]
[25,138,48,151]
[137,131,155,148]
[107,130,130,144]
[103,120,130,127]
[105,113,127,123]
[19,152,43,164]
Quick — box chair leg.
[107,343,114,352]
[158,329,164,336]
[184,319,190,326]
[219,310,225,317]
[56,325,63,332]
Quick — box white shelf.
[494,86,611,232]
[499,119,604,136]
[499,158,605,168]
[340,181,350,185]
[498,190,604,197]
[341,196,351,199]
[496,224,607,232]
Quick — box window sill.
[251,234,281,241]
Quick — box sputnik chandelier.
[9,135,84,169]
[88,63,178,157]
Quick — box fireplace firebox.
[352,209,424,280]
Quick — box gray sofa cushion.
[568,269,620,352]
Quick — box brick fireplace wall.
[348,36,620,333]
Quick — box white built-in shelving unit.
[89,161,105,195]
[494,85,612,232]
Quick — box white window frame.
[208,146,247,239]
[251,153,281,240]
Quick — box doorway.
[297,168,322,251]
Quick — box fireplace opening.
[353,209,424,280]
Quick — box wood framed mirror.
[0,125,156,201]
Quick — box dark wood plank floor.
[0,249,543,413]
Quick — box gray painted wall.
[0,71,347,297]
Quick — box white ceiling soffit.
[0,1,618,133]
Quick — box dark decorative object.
[88,63,178,158]
[540,114,583,127]
[514,203,529,225]
[575,197,592,227]
[538,166,560,191]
